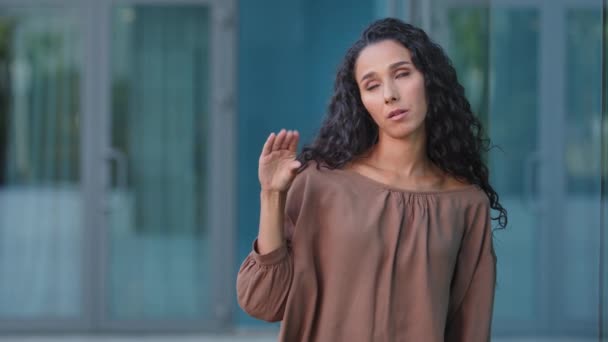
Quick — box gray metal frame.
[0,0,236,333]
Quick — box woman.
[237,17,507,341]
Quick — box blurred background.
[0,0,606,341]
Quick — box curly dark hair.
[297,17,507,229]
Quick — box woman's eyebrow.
[389,61,411,69]
[359,71,377,84]
[359,61,412,83]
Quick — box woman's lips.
[388,109,408,121]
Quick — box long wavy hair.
[297,18,507,229]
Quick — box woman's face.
[354,39,428,141]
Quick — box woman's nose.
[384,95,397,104]
[383,83,399,104]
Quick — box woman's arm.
[445,198,497,342]
[236,129,301,321]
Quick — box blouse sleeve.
[236,233,294,322]
[445,198,497,342]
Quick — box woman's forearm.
[257,189,287,254]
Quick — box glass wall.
[562,6,602,335]
[490,6,545,334]
[428,0,604,339]
[0,0,235,332]
[0,6,84,320]
[0,0,606,337]
[108,4,213,321]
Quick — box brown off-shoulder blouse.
[237,163,496,342]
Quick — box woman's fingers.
[272,129,287,151]
[281,131,293,150]
[288,130,299,152]
[261,132,275,156]
[263,129,299,154]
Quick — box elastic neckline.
[337,167,478,195]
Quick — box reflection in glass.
[443,7,490,132]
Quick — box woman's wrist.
[258,189,287,254]
[260,188,287,198]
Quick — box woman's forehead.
[355,40,413,79]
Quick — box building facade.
[0,0,606,339]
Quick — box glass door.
[99,0,236,331]
[107,2,212,321]
[488,0,603,338]
[489,6,546,334]
[0,0,236,332]
[0,4,88,330]
[561,5,603,335]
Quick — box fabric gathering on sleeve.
[236,239,293,322]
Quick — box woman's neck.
[362,131,433,178]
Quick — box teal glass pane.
[0,8,83,317]
[563,8,602,325]
[489,8,539,327]
[444,6,490,131]
[109,5,211,319]
[236,0,377,326]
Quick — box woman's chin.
[380,125,425,142]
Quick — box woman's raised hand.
[258,129,302,193]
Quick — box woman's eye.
[366,84,379,91]
[396,72,410,78]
